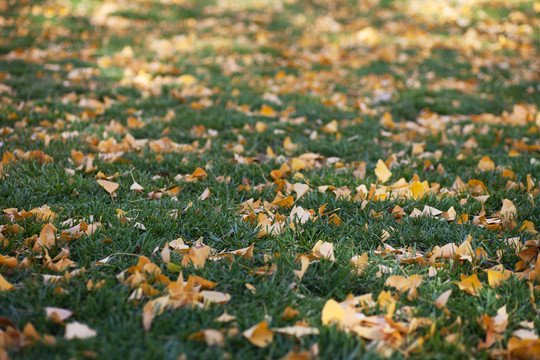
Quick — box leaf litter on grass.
[0,0,539,358]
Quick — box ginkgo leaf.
[281,306,300,320]
[477,155,495,171]
[321,120,338,134]
[200,291,231,305]
[45,307,73,322]
[293,183,310,199]
[199,187,211,201]
[434,290,452,309]
[0,274,14,291]
[142,296,169,331]
[97,179,119,194]
[130,181,144,192]
[375,159,392,183]
[243,321,274,347]
[312,241,335,261]
[259,104,277,117]
[188,167,207,181]
[487,270,511,287]
[64,322,97,340]
[350,253,368,275]
[385,274,423,299]
[321,299,344,325]
[272,326,319,338]
[499,199,517,219]
[456,274,483,296]
[215,312,236,323]
[293,254,310,281]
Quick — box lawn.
[0,0,539,359]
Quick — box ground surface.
[0,0,539,359]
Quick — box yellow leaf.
[97,179,119,194]
[142,296,169,331]
[456,274,483,296]
[260,104,277,117]
[385,274,423,299]
[0,274,14,291]
[321,120,338,134]
[312,240,335,261]
[499,199,517,219]
[487,270,511,287]
[255,121,268,132]
[283,137,299,153]
[321,299,345,325]
[409,181,426,200]
[271,193,294,208]
[293,254,310,281]
[434,289,452,309]
[350,253,368,275]
[181,245,210,269]
[374,159,392,183]
[477,155,495,171]
[243,321,274,347]
[291,158,306,171]
[520,220,537,234]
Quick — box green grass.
[0,0,539,359]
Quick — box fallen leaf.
[487,270,511,287]
[64,322,97,340]
[312,241,335,261]
[142,296,169,331]
[45,307,73,322]
[200,291,231,305]
[0,274,14,291]
[130,181,144,192]
[434,290,452,309]
[97,179,119,194]
[375,159,392,183]
[385,274,423,299]
[321,299,344,325]
[272,326,319,338]
[243,321,274,347]
[199,187,211,201]
[457,274,483,296]
[293,254,310,281]
[293,183,310,199]
[282,306,300,320]
[477,155,495,171]
[499,199,517,219]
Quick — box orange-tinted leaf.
[243,321,274,347]
[456,274,483,296]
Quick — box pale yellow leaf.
[64,322,97,340]
[97,179,119,194]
